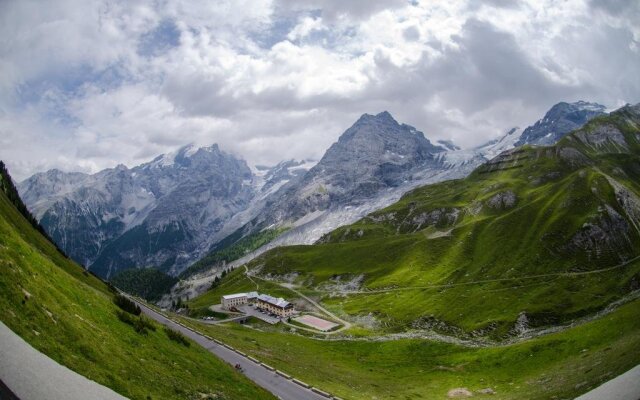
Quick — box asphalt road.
[575,364,640,400]
[0,321,128,400]
[135,301,330,400]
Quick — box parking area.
[238,305,281,325]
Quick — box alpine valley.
[4,101,640,400]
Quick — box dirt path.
[244,265,260,290]
[279,283,352,330]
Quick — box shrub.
[164,327,190,347]
[106,282,119,294]
[116,309,135,324]
[113,294,141,315]
[116,310,156,335]
[134,316,156,334]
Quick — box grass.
[187,306,230,320]
[115,310,156,335]
[178,296,640,400]
[164,327,190,347]
[0,188,275,400]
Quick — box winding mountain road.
[133,300,330,400]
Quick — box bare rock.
[408,208,460,231]
[487,190,517,209]
[566,205,632,260]
[574,124,629,152]
[448,388,473,398]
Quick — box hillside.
[226,103,640,337]
[0,165,274,399]
[175,103,640,400]
[172,101,606,301]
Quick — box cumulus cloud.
[0,0,638,180]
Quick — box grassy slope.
[180,297,640,400]
[232,107,640,335]
[0,190,274,400]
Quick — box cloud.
[287,16,326,41]
[0,0,638,181]
[274,0,407,21]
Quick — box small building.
[221,293,248,309]
[256,294,294,318]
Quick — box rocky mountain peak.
[332,111,444,158]
[244,111,451,235]
[506,127,520,136]
[374,110,396,123]
[516,100,606,146]
[617,102,640,117]
[354,110,397,124]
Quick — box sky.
[1,0,639,181]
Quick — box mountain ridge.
[175,101,608,286]
[19,100,609,281]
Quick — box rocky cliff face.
[19,144,255,277]
[259,111,447,226]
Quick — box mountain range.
[231,102,640,337]
[18,101,606,279]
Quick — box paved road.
[0,321,128,400]
[575,364,640,400]
[134,301,329,400]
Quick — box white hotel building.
[221,291,258,309]
[221,292,294,318]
